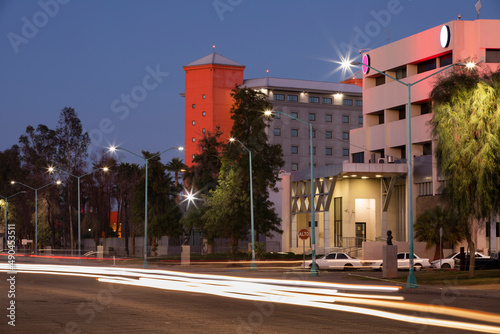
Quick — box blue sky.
[1,0,499,165]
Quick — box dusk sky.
[1,0,499,165]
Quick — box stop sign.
[298,228,310,240]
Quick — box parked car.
[370,252,431,271]
[431,252,489,269]
[304,252,362,270]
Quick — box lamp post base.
[143,259,148,269]
[250,262,257,270]
[406,273,417,288]
[309,262,318,276]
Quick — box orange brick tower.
[183,53,245,166]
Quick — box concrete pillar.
[383,244,398,278]
[97,245,103,259]
[181,245,190,265]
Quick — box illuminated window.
[192,137,196,142]
[202,128,206,133]
[192,121,195,125]
[202,111,206,116]
[192,104,195,109]
[202,94,206,99]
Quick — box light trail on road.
[2,263,500,333]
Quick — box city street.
[1,262,500,333]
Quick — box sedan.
[304,252,362,270]
[370,252,431,271]
[431,252,489,269]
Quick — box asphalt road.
[1,267,500,334]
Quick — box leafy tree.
[203,87,284,254]
[415,206,464,260]
[18,124,61,247]
[115,162,141,256]
[132,151,182,256]
[430,66,500,277]
[55,107,90,252]
[184,126,224,194]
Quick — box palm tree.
[415,206,464,261]
[166,157,187,190]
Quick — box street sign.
[298,228,310,240]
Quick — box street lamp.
[108,145,183,268]
[48,166,109,260]
[264,110,318,276]
[11,180,62,256]
[1,191,26,251]
[229,137,257,270]
[350,59,475,288]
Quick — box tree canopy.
[430,66,500,277]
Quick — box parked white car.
[431,252,490,269]
[370,252,431,271]
[304,252,362,270]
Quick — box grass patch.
[392,269,500,286]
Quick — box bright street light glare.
[56,180,62,185]
[229,138,235,142]
[466,62,476,69]
[102,167,109,172]
[264,110,273,116]
[10,181,15,185]
[108,146,117,152]
[178,146,184,151]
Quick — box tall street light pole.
[1,191,26,251]
[264,110,318,276]
[48,166,109,261]
[229,137,257,270]
[350,59,475,288]
[11,180,61,256]
[109,145,183,268]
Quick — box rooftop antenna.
[387,29,390,44]
[266,69,269,87]
[475,0,481,19]
[212,45,216,53]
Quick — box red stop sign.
[298,228,310,240]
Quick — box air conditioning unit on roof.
[378,158,386,163]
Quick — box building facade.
[280,19,500,257]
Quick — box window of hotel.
[358,116,363,124]
[417,58,437,73]
[192,137,196,142]
[343,132,349,140]
[326,148,332,155]
[309,147,316,155]
[291,112,298,119]
[291,129,298,137]
[343,148,349,156]
[192,121,195,125]
[312,130,316,138]
[355,100,362,106]
[274,94,285,101]
[326,131,332,139]
[322,97,332,104]
[274,128,281,136]
[398,108,406,120]
[202,94,206,99]
[291,163,298,171]
[375,75,385,86]
[192,104,195,109]
[486,49,500,63]
[420,102,431,115]
[192,154,195,160]
[342,115,349,123]
[379,114,385,124]
[309,96,320,103]
[352,152,364,163]
[395,66,407,79]
[202,128,206,133]
[291,146,298,154]
[202,111,206,116]
[343,99,353,106]
[287,95,298,102]
[274,111,281,119]
[440,53,452,67]
[326,114,332,122]
[309,113,316,121]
